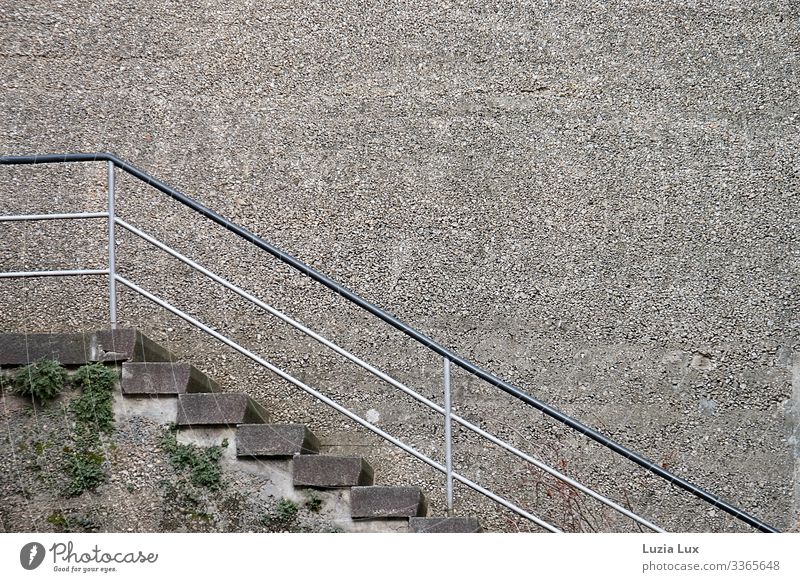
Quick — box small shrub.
[161,430,223,490]
[260,498,299,530]
[72,363,118,394]
[276,498,298,522]
[61,363,117,495]
[64,450,106,496]
[305,492,323,513]
[14,359,67,404]
[70,364,117,435]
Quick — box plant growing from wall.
[63,363,118,496]
[160,428,223,490]
[70,363,117,434]
[13,358,67,404]
[304,492,323,513]
[260,498,299,531]
[275,498,299,522]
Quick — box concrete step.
[293,455,374,488]
[175,393,271,426]
[0,328,172,367]
[121,362,219,396]
[409,517,482,533]
[351,486,427,519]
[237,424,320,457]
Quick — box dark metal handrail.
[0,152,779,532]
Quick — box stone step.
[121,362,219,396]
[409,517,482,533]
[0,328,172,367]
[351,486,427,519]
[175,393,271,426]
[293,455,374,488]
[237,424,320,457]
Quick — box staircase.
[0,328,481,533]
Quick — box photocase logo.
[20,542,46,570]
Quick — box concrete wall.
[1,0,797,532]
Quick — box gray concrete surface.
[790,352,800,529]
[0,1,798,531]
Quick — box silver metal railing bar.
[107,161,117,328]
[0,212,109,222]
[114,216,665,532]
[444,357,454,516]
[0,269,109,278]
[113,273,562,533]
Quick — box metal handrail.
[0,152,779,532]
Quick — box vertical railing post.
[107,160,117,329]
[443,356,454,516]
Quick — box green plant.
[72,362,118,393]
[275,498,298,522]
[13,359,67,404]
[161,430,223,490]
[46,510,69,529]
[260,498,300,530]
[305,492,323,513]
[32,440,49,455]
[61,363,117,496]
[64,450,106,496]
[70,364,117,435]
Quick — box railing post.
[107,160,117,328]
[444,356,454,516]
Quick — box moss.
[46,511,69,529]
[32,440,49,456]
[47,510,99,533]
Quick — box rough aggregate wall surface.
[0,1,798,531]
